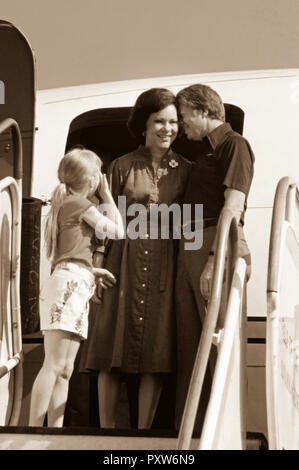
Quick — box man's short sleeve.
[220,135,254,196]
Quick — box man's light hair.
[176,83,225,121]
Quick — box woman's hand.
[91,251,104,303]
[200,256,215,301]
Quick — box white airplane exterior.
[33,68,299,322]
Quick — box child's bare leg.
[29,330,78,427]
[97,370,121,428]
[47,333,81,427]
[138,373,163,429]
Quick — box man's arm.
[199,188,245,301]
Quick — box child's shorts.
[40,261,95,340]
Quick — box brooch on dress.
[169,158,179,168]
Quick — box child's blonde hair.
[45,148,102,259]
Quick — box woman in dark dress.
[80,88,190,429]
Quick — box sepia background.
[1,0,299,90]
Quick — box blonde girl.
[29,148,124,427]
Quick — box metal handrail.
[0,352,23,379]
[177,208,240,449]
[0,118,23,184]
[0,118,23,426]
[199,256,247,449]
[266,176,299,449]
[267,176,298,295]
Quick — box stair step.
[0,426,268,450]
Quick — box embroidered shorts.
[40,261,95,339]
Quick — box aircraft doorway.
[63,103,245,431]
[65,103,244,168]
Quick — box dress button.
[140,300,144,304]
[142,283,146,288]
[144,250,149,255]
[139,317,143,321]
[143,267,147,271]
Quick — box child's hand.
[93,267,117,289]
[91,268,116,304]
[98,174,111,200]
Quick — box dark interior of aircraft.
[65,104,244,172]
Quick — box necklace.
[149,161,168,184]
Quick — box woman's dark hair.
[176,84,225,121]
[127,88,176,143]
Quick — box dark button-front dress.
[80,145,190,374]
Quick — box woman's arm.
[91,168,125,302]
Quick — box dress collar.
[137,144,175,164]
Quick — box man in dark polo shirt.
[174,84,255,431]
